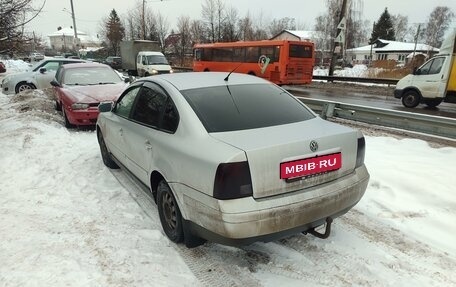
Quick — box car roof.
[43,57,86,62]
[59,62,111,69]
[150,72,270,90]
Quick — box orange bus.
[193,40,314,85]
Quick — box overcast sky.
[27,0,456,38]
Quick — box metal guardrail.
[171,68,399,85]
[297,97,456,140]
[312,75,399,85]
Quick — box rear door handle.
[145,141,153,150]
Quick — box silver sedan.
[96,72,369,247]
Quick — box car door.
[34,60,61,89]
[413,57,447,99]
[122,82,179,185]
[104,85,143,165]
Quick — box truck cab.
[394,29,456,108]
[136,51,173,77]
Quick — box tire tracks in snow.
[339,209,456,285]
[111,169,261,287]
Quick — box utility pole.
[412,24,421,69]
[369,22,375,67]
[142,0,146,40]
[70,0,79,57]
[328,0,348,76]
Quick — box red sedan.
[0,61,6,73]
[51,63,129,128]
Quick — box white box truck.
[120,40,173,76]
[394,28,456,108]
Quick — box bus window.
[201,48,213,61]
[194,49,202,61]
[246,47,259,63]
[213,48,233,62]
[259,46,279,63]
[233,48,245,62]
[289,45,313,58]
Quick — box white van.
[136,51,173,77]
[394,29,456,108]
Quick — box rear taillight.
[213,161,253,200]
[356,137,366,168]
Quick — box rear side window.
[114,86,141,118]
[131,87,167,128]
[130,83,179,133]
[181,84,315,132]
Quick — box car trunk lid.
[210,118,358,199]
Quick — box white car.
[30,52,45,61]
[96,72,369,247]
[1,58,85,95]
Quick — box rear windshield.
[181,84,315,132]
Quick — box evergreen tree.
[104,9,125,56]
[370,8,396,43]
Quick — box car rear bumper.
[173,165,370,245]
[66,108,99,126]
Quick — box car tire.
[424,98,442,108]
[157,180,184,243]
[62,108,75,128]
[55,100,61,111]
[401,90,420,108]
[15,82,36,94]
[97,130,119,169]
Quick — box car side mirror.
[98,101,114,113]
[124,77,130,83]
[50,79,61,87]
[413,67,421,75]
[40,67,47,73]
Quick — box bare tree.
[0,0,46,55]
[252,10,269,40]
[156,12,169,52]
[202,0,225,42]
[190,19,206,44]
[269,17,296,38]
[124,2,142,40]
[424,6,455,48]
[220,5,239,42]
[314,0,340,51]
[391,14,409,42]
[238,13,255,41]
[174,15,192,66]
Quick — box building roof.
[347,39,439,53]
[48,27,87,37]
[270,30,325,41]
[48,26,101,45]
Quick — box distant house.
[346,39,439,65]
[270,30,316,42]
[270,30,331,66]
[48,26,101,53]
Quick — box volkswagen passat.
[96,72,369,247]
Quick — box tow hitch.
[304,217,333,239]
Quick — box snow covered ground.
[1,63,456,286]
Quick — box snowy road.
[1,90,455,287]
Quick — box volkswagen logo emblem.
[309,140,318,152]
